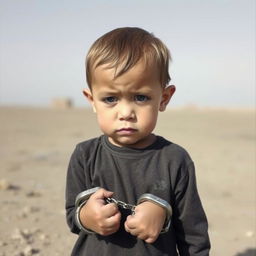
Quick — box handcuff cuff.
[75,187,172,235]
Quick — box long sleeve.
[65,145,87,234]
[172,162,210,256]
[65,136,210,255]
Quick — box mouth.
[116,128,137,135]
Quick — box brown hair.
[86,27,171,89]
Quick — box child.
[65,27,210,255]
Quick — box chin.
[110,136,140,147]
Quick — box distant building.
[51,98,73,109]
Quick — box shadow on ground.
[235,249,256,256]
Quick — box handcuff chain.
[106,197,136,214]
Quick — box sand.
[0,106,255,256]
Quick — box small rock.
[11,228,33,244]
[23,245,39,256]
[0,179,10,190]
[12,228,24,241]
[20,206,40,217]
[0,179,20,191]
[0,240,8,246]
[18,212,28,219]
[39,234,47,241]
[22,229,31,238]
[39,233,50,246]
[26,191,42,197]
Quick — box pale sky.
[0,0,255,107]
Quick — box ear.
[83,89,97,113]
[159,85,176,112]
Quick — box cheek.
[140,108,159,129]
[96,114,107,128]
[95,110,113,132]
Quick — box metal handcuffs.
[75,187,172,234]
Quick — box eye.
[103,96,118,104]
[134,95,150,102]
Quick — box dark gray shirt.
[65,135,210,255]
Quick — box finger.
[105,211,121,226]
[100,212,121,234]
[102,203,119,218]
[92,188,114,200]
[144,237,156,244]
[124,219,139,236]
[124,220,131,233]
[137,233,149,241]
[129,229,140,237]
[125,215,137,229]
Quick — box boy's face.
[84,60,175,148]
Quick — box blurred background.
[0,0,255,108]
[0,1,255,256]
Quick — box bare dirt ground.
[0,107,255,256]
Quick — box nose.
[118,101,135,121]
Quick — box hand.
[124,201,166,243]
[79,188,121,236]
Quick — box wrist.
[75,187,101,234]
[137,193,172,233]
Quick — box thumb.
[125,215,134,227]
[92,188,114,200]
